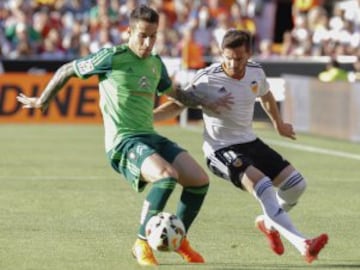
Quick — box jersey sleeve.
[258,68,270,97]
[183,68,209,97]
[156,57,173,95]
[73,47,115,79]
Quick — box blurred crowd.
[1,0,360,69]
[283,0,360,59]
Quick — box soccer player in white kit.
[156,29,328,263]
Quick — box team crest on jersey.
[139,76,150,89]
[77,59,95,75]
[250,81,258,93]
[232,158,243,167]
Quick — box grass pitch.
[1,123,359,270]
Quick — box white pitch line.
[0,175,107,180]
[265,139,360,161]
[2,131,360,181]
[185,126,360,161]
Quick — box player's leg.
[273,165,307,212]
[133,153,179,266]
[173,151,209,230]
[246,168,328,262]
[110,137,178,266]
[152,136,209,234]
[243,169,306,252]
[136,135,208,263]
[139,152,179,235]
[271,167,328,263]
[248,140,328,261]
[207,144,327,261]
[172,151,209,263]
[206,148,287,255]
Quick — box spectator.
[191,4,215,56]
[1,0,359,59]
[212,10,233,52]
[156,10,181,57]
[318,58,349,82]
[258,38,278,59]
[180,25,205,69]
[292,0,324,18]
[230,1,256,36]
[280,30,298,57]
[6,22,30,58]
[4,9,42,55]
[309,6,330,56]
[290,14,312,56]
[61,16,84,57]
[89,25,113,53]
[39,28,65,59]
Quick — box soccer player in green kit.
[16,4,232,266]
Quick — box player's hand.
[204,93,234,114]
[276,122,296,140]
[16,93,47,111]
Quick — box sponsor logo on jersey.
[77,60,95,75]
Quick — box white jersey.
[184,61,270,157]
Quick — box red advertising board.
[0,73,176,124]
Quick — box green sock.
[176,184,209,232]
[138,177,177,238]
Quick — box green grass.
[1,124,360,270]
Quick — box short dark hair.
[221,29,252,51]
[129,5,159,28]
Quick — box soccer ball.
[145,212,186,252]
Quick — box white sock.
[253,177,307,254]
[277,171,306,212]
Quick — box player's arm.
[153,99,185,122]
[167,84,234,114]
[16,62,76,112]
[167,84,204,109]
[260,90,296,140]
[156,56,233,114]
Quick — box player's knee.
[158,166,179,180]
[277,171,306,211]
[296,175,307,195]
[198,170,209,185]
[180,170,209,187]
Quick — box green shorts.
[107,133,185,192]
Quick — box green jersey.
[72,44,172,151]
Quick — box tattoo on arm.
[171,85,203,108]
[39,62,76,104]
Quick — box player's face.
[222,46,250,79]
[128,20,158,58]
